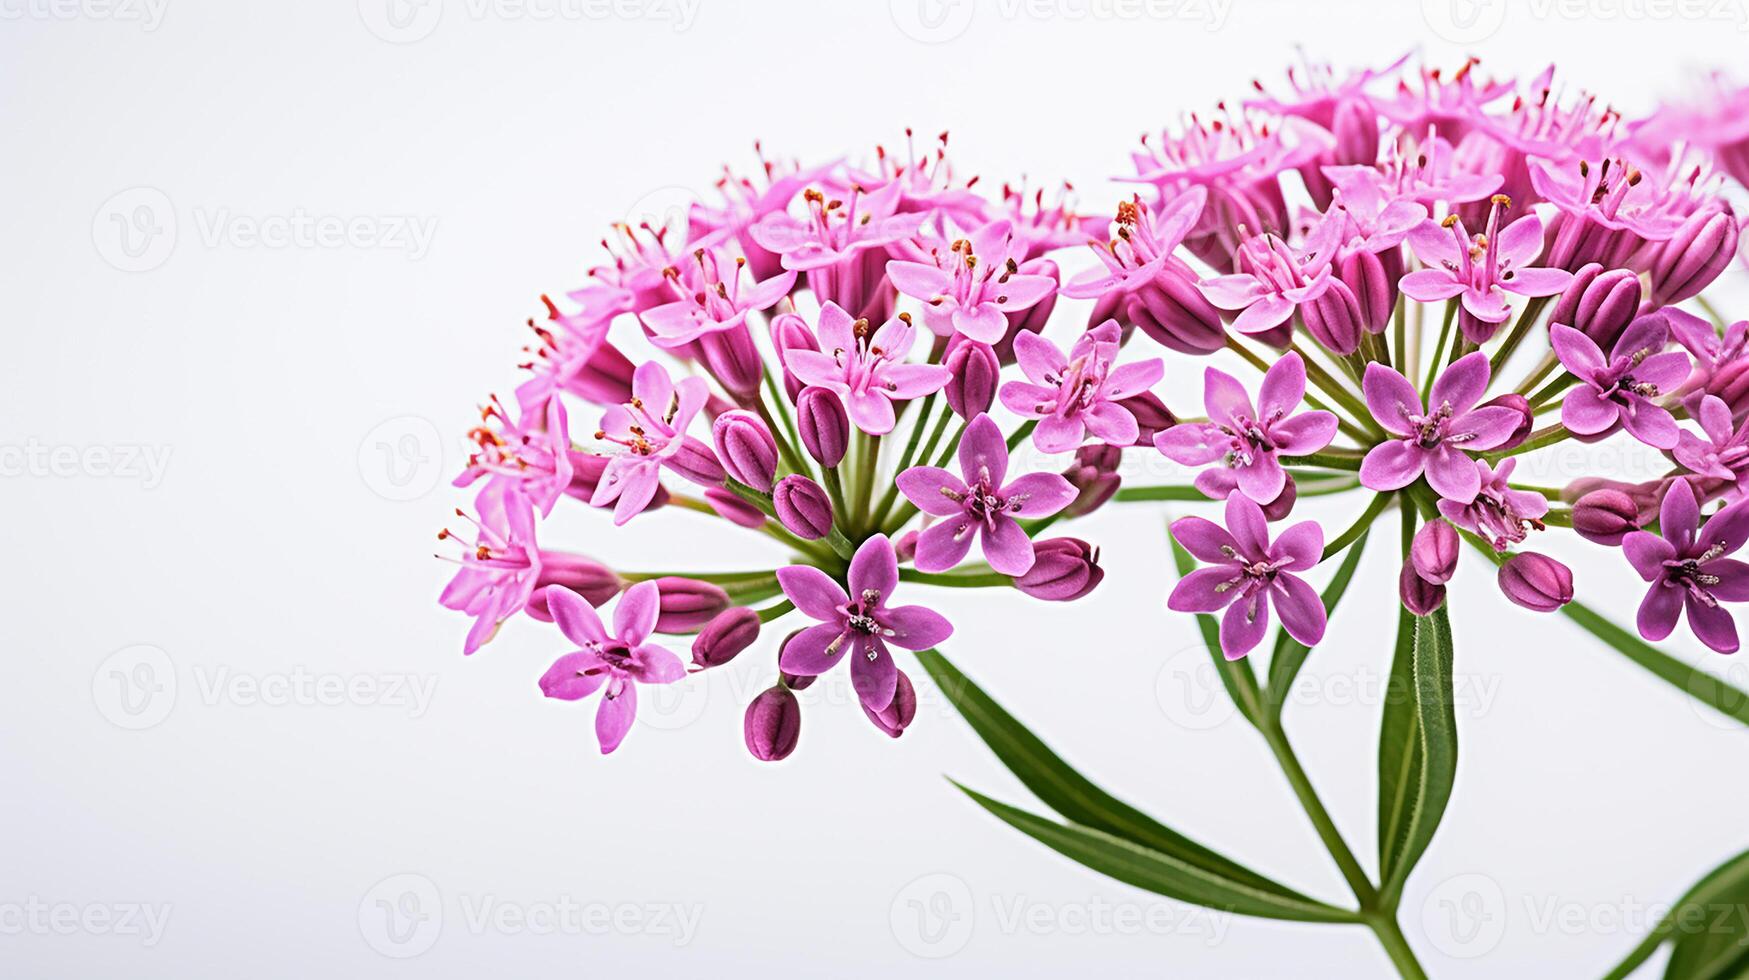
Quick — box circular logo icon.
[92,187,176,273]
[92,645,177,730]
[358,416,445,501]
[358,0,443,43]
[1420,0,1508,44]
[359,873,442,958]
[1420,872,1507,959]
[1154,645,1240,732]
[890,872,974,958]
[1688,658,1749,732]
[636,674,710,733]
[889,0,975,44]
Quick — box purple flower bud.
[770,311,820,401]
[744,686,801,762]
[560,338,637,405]
[1548,263,1641,350]
[1300,278,1365,355]
[652,576,731,633]
[777,629,817,690]
[796,387,849,467]
[1261,473,1298,521]
[1411,519,1459,584]
[1118,391,1177,447]
[1336,247,1399,334]
[1126,271,1226,355]
[1061,445,1123,518]
[893,530,919,563]
[1649,204,1740,307]
[1706,358,1749,421]
[773,475,833,540]
[665,437,727,488]
[712,410,778,492]
[943,339,1001,419]
[704,486,766,528]
[862,669,917,738]
[527,556,623,620]
[1014,538,1104,601]
[994,258,1058,364]
[1477,393,1533,451]
[703,393,737,424]
[1399,561,1446,615]
[1497,552,1574,612]
[1572,488,1641,545]
[698,324,763,398]
[693,606,760,668]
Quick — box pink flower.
[886,220,1057,344]
[1359,352,1523,503]
[1623,479,1749,654]
[1060,190,1225,355]
[999,321,1164,453]
[456,395,574,517]
[1398,197,1572,344]
[1321,166,1427,255]
[537,582,686,754]
[1676,395,1749,500]
[1529,157,1687,271]
[591,361,712,524]
[438,486,544,655]
[896,414,1077,575]
[686,146,834,280]
[1155,352,1338,504]
[1168,492,1327,659]
[514,298,637,417]
[639,246,796,348]
[785,303,951,435]
[776,534,954,712]
[1551,318,1689,450]
[1435,457,1549,551]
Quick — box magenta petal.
[777,565,850,621]
[1271,574,1327,647]
[882,604,954,650]
[1448,406,1523,451]
[779,622,852,675]
[1703,558,1749,601]
[1169,567,1242,613]
[1360,440,1424,492]
[851,637,898,712]
[915,519,976,573]
[1550,324,1606,378]
[1155,424,1228,465]
[848,389,897,435]
[1236,453,1286,503]
[1619,402,1680,450]
[594,680,636,754]
[1269,412,1339,455]
[957,413,1009,488]
[1423,446,1482,503]
[1662,480,1701,554]
[1233,294,1296,334]
[1271,521,1324,572]
[1012,330,1067,384]
[897,466,969,516]
[1399,269,1466,303]
[848,533,900,599]
[547,586,608,647]
[1033,415,1086,453]
[1219,594,1271,658]
[613,580,660,646]
[1686,595,1741,654]
[1224,492,1272,560]
[1362,363,1423,436]
[1560,386,1619,436]
[538,651,608,701]
[1699,498,1749,556]
[1171,515,1241,563]
[1203,367,1255,428]
[1430,352,1490,415]
[1637,584,1683,642]
[1083,401,1140,447]
[981,516,1037,576]
[1003,472,1078,520]
[627,644,686,684]
[1622,531,1678,581]
[1257,352,1307,419]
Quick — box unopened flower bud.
[698,324,763,398]
[1412,519,1459,584]
[944,339,1000,419]
[527,556,623,620]
[652,576,731,633]
[778,629,817,690]
[862,669,917,738]
[1014,538,1103,601]
[1261,474,1298,522]
[693,606,760,668]
[1649,205,1740,307]
[665,437,727,488]
[1477,393,1533,451]
[1572,488,1641,545]
[744,686,801,761]
[1548,263,1641,350]
[893,530,919,564]
[1336,247,1399,334]
[796,387,849,467]
[704,486,766,528]
[770,312,820,401]
[1301,278,1365,355]
[773,475,834,540]
[1119,391,1177,447]
[1061,445,1123,518]
[712,410,778,492]
[1126,271,1226,355]
[1498,552,1574,612]
[1399,561,1446,615]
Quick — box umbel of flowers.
[435,55,1749,977]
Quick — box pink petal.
[881,604,954,650]
[1219,593,1271,658]
[613,580,660,646]
[1233,294,1296,335]
[957,413,1009,488]
[851,637,898,712]
[897,465,969,517]
[914,519,976,572]
[1362,363,1423,436]
[1271,521,1324,572]
[1170,515,1241,563]
[1102,359,1164,400]
[779,622,852,675]
[885,260,949,299]
[1198,274,1269,309]
[1271,573,1327,647]
[1155,423,1228,465]
[1224,492,1272,560]
[1012,331,1067,384]
[1398,269,1466,303]
[1549,325,1606,378]
[1002,472,1078,520]
[848,389,897,435]
[1168,567,1242,613]
[626,643,686,684]
[883,363,954,400]
[1269,412,1339,455]
[1501,267,1570,298]
[1560,386,1620,436]
[848,533,900,600]
[1430,352,1491,415]
[776,565,850,621]
[1360,440,1425,491]
[594,680,637,754]
[1636,583,1682,641]
[547,585,607,647]
[1257,352,1307,419]
[538,651,608,701]
[1203,367,1256,428]
[981,516,1037,576]
[1495,213,1546,267]
[1083,401,1140,447]
[1622,531,1677,581]
[1424,445,1483,503]
[1662,480,1701,555]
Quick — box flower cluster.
[441,56,1749,761]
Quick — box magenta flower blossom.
[1059,190,1225,355]
[1622,479,1749,654]
[1398,198,1572,343]
[1669,309,1749,414]
[1321,166,1427,254]
[686,147,833,280]
[1372,129,1504,209]
[1435,457,1549,550]
[1168,492,1327,659]
[537,582,686,754]
[751,181,921,272]
[886,219,1057,344]
[1197,217,1342,337]
[640,247,796,348]
[999,321,1165,453]
[438,486,544,655]
[1154,352,1338,504]
[1676,395,1749,500]
[897,413,1078,576]
[591,361,712,524]
[785,303,951,435]
[1359,352,1523,503]
[777,534,954,712]
[456,395,574,517]
[1551,319,1689,450]
[514,299,637,418]
[1529,157,1687,271]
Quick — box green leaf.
[1663,849,1749,980]
[1377,604,1458,908]
[1168,531,1265,725]
[915,647,1305,901]
[952,782,1357,924]
[1267,530,1370,716]
[1561,600,1749,729]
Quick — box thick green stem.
[1487,296,1552,376]
[1421,301,1456,398]
[1282,450,1365,472]
[898,568,1011,588]
[1323,492,1394,561]
[1482,424,1570,462]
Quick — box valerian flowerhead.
[1168,493,1327,659]
[1154,352,1338,504]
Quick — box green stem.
[1482,424,1570,462]
[1322,492,1394,561]
[869,394,943,530]
[759,371,811,478]
[1527,372,1577,411]
[756,599,795,623]
[1487,296,1551,376]
[1421,301,1456,398]
[1292,342,1384,437]
[1282,450,1366,472]
[1513,351,1560,397]
[852,433,881,533]
[898,568,1012,588]
[1392,295,1408,375]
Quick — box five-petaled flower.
[1168,492,1328,659]
[537,582,687,754]
[639,246,797,348]
[999,320,1164,453]
[785,303,951,435]
[1398,196,1571,343]
[1552,318,1690,450]
[886,219,1057,344]
[591,361,712,525]
[1436,457,1549,551]
[1622,479,1749,654]
[1154,352,1338,504]
[1359,352,1523,503]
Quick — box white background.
[8,0,1749,976]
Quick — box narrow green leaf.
[952,782,1357,924]
[916,647,1304,900]
[1662,849,1749,980]
[1378,605,1458,908]
[1168,532,1265,725]
[1377,603,1422,888]
[1267,530,1370,716]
